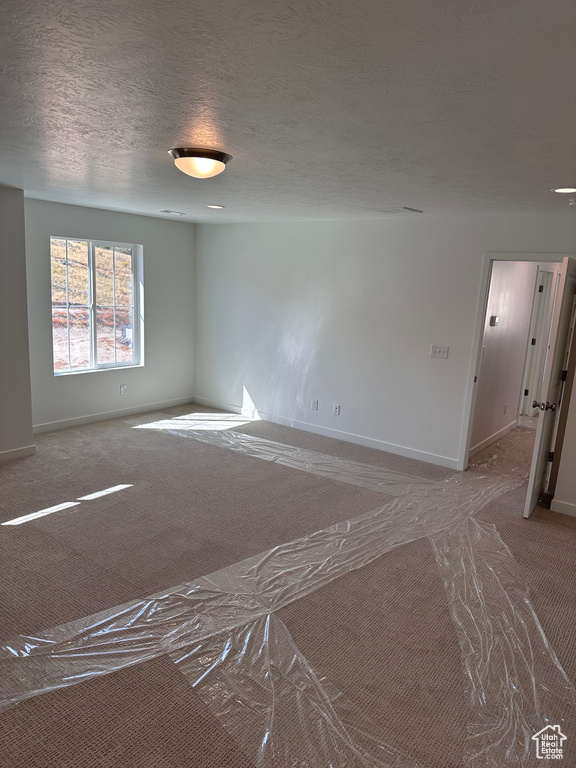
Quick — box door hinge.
[524,388,529,396]
[548,452,554,462]
[531,338,536,345]
[562,370,567,381]
[539,285,544,292]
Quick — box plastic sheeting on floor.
[1,427,574,767]
[136,417,437,496]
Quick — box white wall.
[193,215,576,469]
[25,200,196,430]
[470,261,538,454]
[0,188,34,460]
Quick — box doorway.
[468,261,557,460]
[460,252,576,517]
[459,252,568,471]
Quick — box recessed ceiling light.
[168,148,232,179]
[206,204,225,209]
[159,209,186,216]
[553,188,576,193]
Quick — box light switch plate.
[430,345,449,359]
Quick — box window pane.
[52,307,69,371]
[50,239,67,305]
[66,240,89,305]
[114,248,133,306]
[115,308,134,363]
[96,307,116,364]
[52,237,141,374]
[95,245,114,308]
[68,308,91,369]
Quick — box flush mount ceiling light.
[553,187,576,193]
[168,148,232,179]
[206,204,225,209]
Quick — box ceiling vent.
[369,206,423,215]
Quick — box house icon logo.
[532,725,567,760]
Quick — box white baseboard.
[33,396,195,434]
[191,397,459,470]
[550,498,576,518]
[469,420,518,457]
[0,444,36,462]
[191,396,245,416]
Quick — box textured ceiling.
[1,0,575,222]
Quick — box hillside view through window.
[51,237,141,373]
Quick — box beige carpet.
[0,407,574,767]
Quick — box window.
[50,237,143,374]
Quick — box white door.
[519,266,560,416]
[524,256,576,518]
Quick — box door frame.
[547,290,576,495]
[457,251,575,472]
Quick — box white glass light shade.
[168,148,232,179]
[174,156,226,178]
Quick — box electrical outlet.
[430,345,449,359]
[120,384,127,395]
[311,399,319,411]
[333,404,341,415]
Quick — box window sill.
[54,363,144,377]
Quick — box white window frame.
[51,236,144,375]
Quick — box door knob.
[532,400,556,411]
